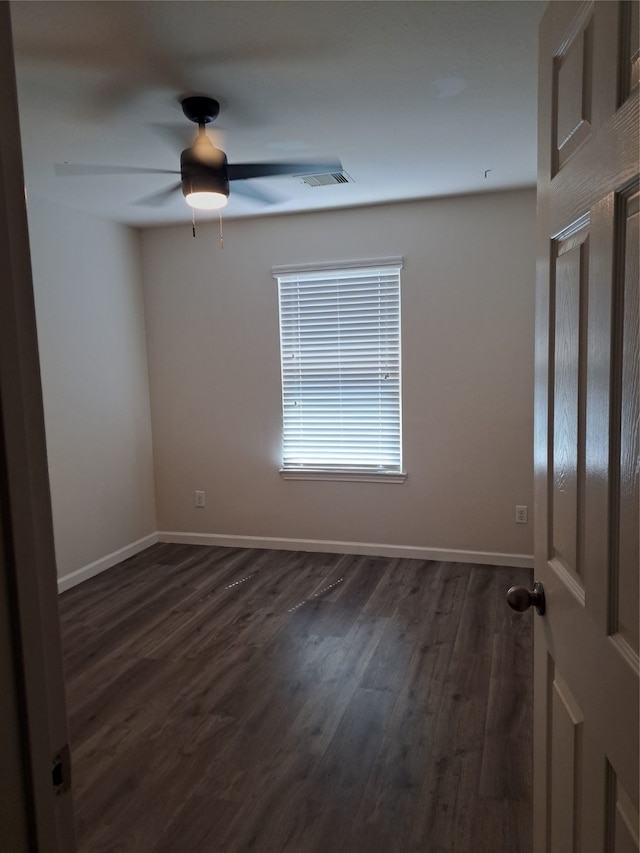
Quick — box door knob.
[507,581,545,615]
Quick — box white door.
[534,2,639,852]
[0,3,76,849]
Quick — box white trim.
[157,531,534,568]
[56,530,534,595]
[279,469,407,483]
[57,532,158,593]
[272,256,403,277]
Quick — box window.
[275,258,404,481]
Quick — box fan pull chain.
[192,208,196,238]
[219,213,224,249]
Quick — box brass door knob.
[507,581,545,615]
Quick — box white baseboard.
[157,531,534,569]
[57,531,533,594]
[57,532,159,593]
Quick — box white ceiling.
[10,0,545,228]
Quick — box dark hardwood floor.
[58,544,533,853]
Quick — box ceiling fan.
[55,95,343,212]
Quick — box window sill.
[279,469,407,483]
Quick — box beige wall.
[141,189,536,562]
[26,197,157,579]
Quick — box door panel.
[554,6,593,169]
[616,190,639,655]
[549,669,583,853]
[535,3,639,853]
[551,220,589,585]
[620,0,639,98]
[611,770,640,853]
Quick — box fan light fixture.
[53,95,343,225]
[185,190,228,210]
[180,140,229,211]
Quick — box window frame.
[274,257,406,483]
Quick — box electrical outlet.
[515,505,528,524]
[195,490,205,508]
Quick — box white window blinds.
[275,260,403,475]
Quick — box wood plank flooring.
[58,544,533,853]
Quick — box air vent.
[297,171,353,187]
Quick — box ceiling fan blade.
[149,122,194,155]
[132,182,182,207]
[55,163,180,177]
[230,181,283,205]
[227,158,342,181]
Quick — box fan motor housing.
[180,147,229,200]
[181,96,220,125]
